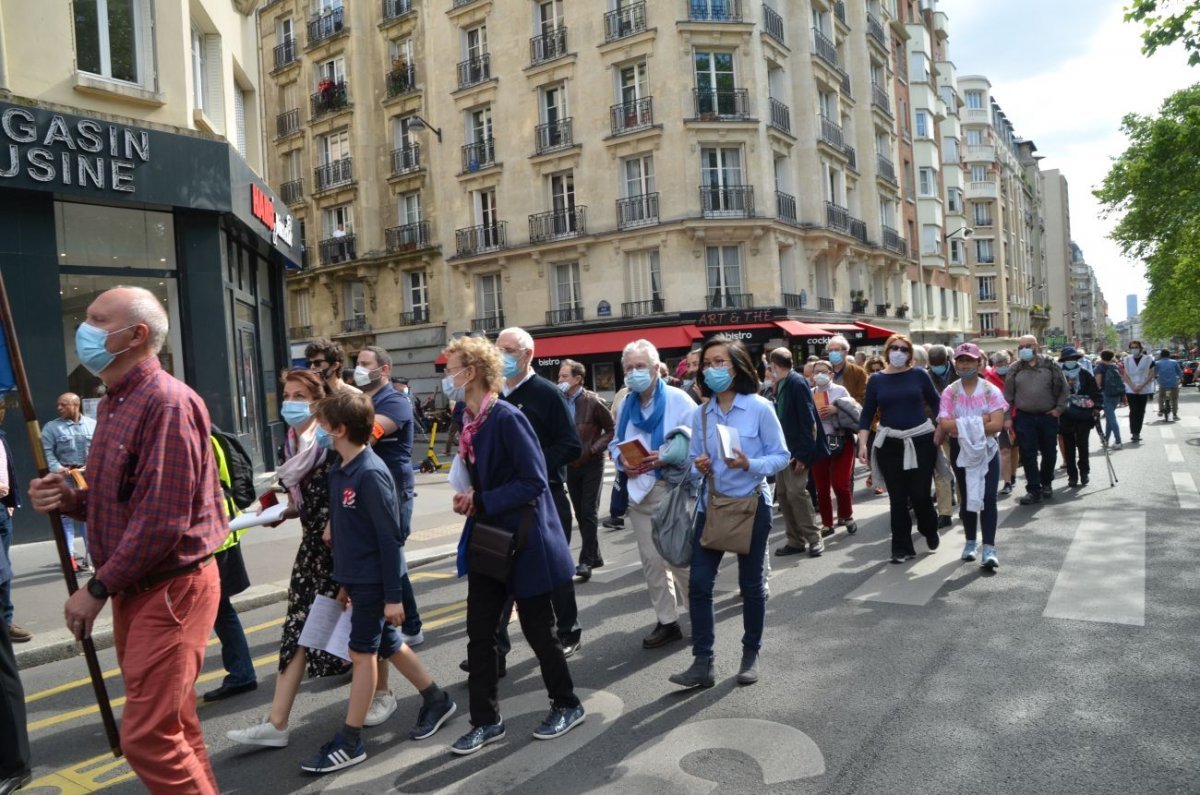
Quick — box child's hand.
[384,602,405,627]
[335,587,349,607]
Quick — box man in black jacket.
[768,349,831,557]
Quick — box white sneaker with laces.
[401,629,425,647]
[961,541,978,562]
[364,690,397,727]
[227,717,290,748]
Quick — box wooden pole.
[0,271,121,756]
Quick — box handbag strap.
[701,402,760,500]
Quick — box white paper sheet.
[298,594,353,661]
[716,424,741,460]
[448,454,472,493]
[227,502,289,532]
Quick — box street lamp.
[408,114,442,143]
[944,226,974,240]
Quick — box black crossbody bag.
[466,460,534,582]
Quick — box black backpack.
[211,425,256,510]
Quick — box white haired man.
[825,335,867,403]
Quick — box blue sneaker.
[961,541,978,562]
[532,704,586,740]
[409,691,457,740]
[450,721,506,756]
[299,732,366,774]
[981,545,999,569]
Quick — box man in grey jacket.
[1003,335,1069,505]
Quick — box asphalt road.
[15,394,1200,794]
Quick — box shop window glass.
[55,202,175,270]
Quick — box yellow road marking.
[23,750,138,793]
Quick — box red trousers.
[811,439,855,527]
[112,563,220,794]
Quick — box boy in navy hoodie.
[301,391,456,774]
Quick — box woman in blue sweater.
[443,337,583,756]
[856,334,943,563]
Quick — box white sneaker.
[402,630,425,647]
[364,690,397,727]
[227,717,290,748]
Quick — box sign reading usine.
[0,107,149,192]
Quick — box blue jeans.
[1102,396,1122,444]
[1014,410,1059,495]
[399,498,421,636]
[688,494,772,659]
[213,595,256,688]
[0,511,12,625]
[61,516,88,561]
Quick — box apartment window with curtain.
[551,262,582,313]
[75,0,154,87]
[947,187,963,213]
[705,245,743,306]
[921,223,940,255]
[965,128,984,145]
[978,276,995,300]
[693,50,737,115]
[289,289,310,328]
[345,281,367,321]
[970,164,987,182]
[476,273,503,321]
[973,202,993,226]
[976,238,994,263]
[965,90,984,109]
[624,249,662,305]
[979,312,996,332]
[918,167,936,197]
[950,238,966,265]
[318,129,350,166]
[322,204,353,236]
[940,288,949,317]
[914,110,931,138]
[406,270,428,317]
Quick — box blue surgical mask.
[1062,361,1080,371]
[442,371,466,403]
[828,351,844,366]
[75,322,134,376]
[557,381,572,394]
[957,368,978,380]
[995,366,1010,376]
[931,363,949,376]
[625,368,653,394]
[704,366,733,393]
[314,426,334,450]
[281,400,312,427]
[502,352,521,379]
[1018,348,1035,362]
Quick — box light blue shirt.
[1155,358,1182,389]
[689,392,790,500]
[40,415,96,472]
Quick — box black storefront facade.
[0,101,300,543]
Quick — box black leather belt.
[122,555,214,598]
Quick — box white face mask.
[353,365,379,387]
[814,373,832,387]
[888,350,909,368]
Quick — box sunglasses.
[888,345,911,354]
[307,359,332,368]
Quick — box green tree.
[1095,84,1200,340]
[1126,1,1200,65]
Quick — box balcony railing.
[882,225,907,255]
[391,143,420,174]
[529,207,586,242]
[318,234,357,265]
[693,88,750,120]
[966,181,999,199]
[872,83,892,115]
[280,178,303,205]
[826,201,850,232]
[274,39,297,70]
[977,293,997,303]
[763,5,785,43]
[877,153,898,185]
[775,190,797,223]
[535,118,573,153]
[617,193,659,229]
[819,115,844,149]
[839,68,852,97]
[307,7,345,45]
[471,313,505,334]
[610,97,654,135]
[833,0,846,25]
[707,292,753,309]
[818,297,835,312]
[875,304,889,317]
[783,293,806,310]
[768,98,791,133]
[604,1,647,41]
[385,221,430,252]
[700,185,754,218]
[812,28,839,68]
[382,0,412,20]
[848,216,868,244]
[456,223,507,256]
[387,64,417,98]
[687,0,743,22]
[461,138,496,172]
[866,12,887,46]
[341,316,370,334]
[845,145,857,171]
[311,81,349,118]
[622,298,665,318]
[398,308,429,326]
[276,108,300,138]
[546,307,583,325]
[457,54,491,89]
[314,158,353,191]
[289,325,313,339]
[530,27,568,65]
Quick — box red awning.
[434,325,701,367]
[854,320,899,341]
[694,322,779,335]
[775,320,836,338]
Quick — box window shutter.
[233,88,247,155]
[204,34,225,131]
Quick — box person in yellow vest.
[202,436,258,702]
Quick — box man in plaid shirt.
[29,286,227,794]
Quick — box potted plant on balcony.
[896,303,909,318]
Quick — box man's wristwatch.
[86,576,110,600]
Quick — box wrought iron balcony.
[783,293,806,310]
[700,185,754,218]
[535,118,573,154]
[276,108,300,138]
[882,225,907,255]
[529,207,586,243]
[461,138,496,172]
[455,223,507,256]
[877,153,898,185]
[875,304,890,317]
[812,28,839,68]
[775,191,797,224]
[387,64,417,98]
[848,216,868,244]
[391,143,421,174]
[307,7,345,45]
[398,308,429,326]
[313,158,353,192]
[706,292,753,310]
[385,221,430,252]
[867,13,887,47]
[833,0,846,24]
[610,97,654,135]
[457,54,491,89]
[530,27,568,65]
[768,98,791,133]
[872,82,892,115]
[604,1,647,41]
[819,115,844,149]
[693,88,750,120]
[471,313,505,334]
[839,68,852,97]
[687,0,742,22]
[383,0,412,20]
[763,5,785,43]
[617,193,659,229]
[280,179,303,206]
[318,234,357,265]
[310,81,349,118]
[818,297,835,312]
[622,298,665,318]
[826,201,850,232]
[546,307,583,325]
[845,145,857,171]
[341,316,370,334]
[274,39,297,70]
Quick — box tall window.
[538,0,564,34]
[465,24,488,59]
[322,204,353,236]
[979,312,996,332]
[316,56,346,86]
[705,245,743,306]
[947,187,963,213]
[399,192,421,225]
[965,90,984,109]
[406,271,428,316]
[345,281,367,321]
[318,129,350,165]
[623,154,654,197]
[940,288,949,317]
[973,202,992,225]
[551,262,582,312]
[468,106,493,144]
[949,238,966,265]
[283,150,302,182]
[75,0,148,85]
[389,36,413,65]
[277,17,294,44]
[943,137,959,162]
[694,51,736,115]
[617,61,648,104]
[289,289,311,328]
[970,164,987,182]
[190,25,207,111]
[921,223,940,255]
[977,276,995,300]
[976,238,994,263]
[234,86,248,155]
[965,128,983,145]
[624,249,662,304]
[918,167,936,197]
[476,273,503,321]
[914,110,931,138]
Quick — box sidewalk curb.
[14,544,459,671]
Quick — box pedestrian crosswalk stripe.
[1044,510,1145,626]
[1161,427,1176,439]
[1172,472,1200,510]
[844,547,963,606]
[1166,444,1185,463]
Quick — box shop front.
[0,100,299,542]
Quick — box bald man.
[40,392,96,571]
[29,287,227,793]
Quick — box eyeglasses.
[1017,344,1036,350]
[703,357,731,368]
[887,346,911,354]
[497,346,525,357]
[623,364,650,374]
[307,359,331,369]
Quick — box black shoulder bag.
[466,460,534,583]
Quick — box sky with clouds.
[936,0,1196,321]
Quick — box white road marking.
[1178,415,1200,429]
[1044,510,1145,627]
[1166,444,1185,463]
[845,547,962,607]
[1173,472,1200,511]
[1161,427,1176,439]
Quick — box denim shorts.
[345,583,402,659]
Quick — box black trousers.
[549,480,573,543]
[466,572,579,727]
[1060,421,1092,483]
[566,458,605,566]
[875,434,938,556]
[0,622,30,778]
[1127,393,1150,437]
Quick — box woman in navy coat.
[443,336,583,756]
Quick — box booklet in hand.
[716,424,741,461]
[618,439,651,469]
